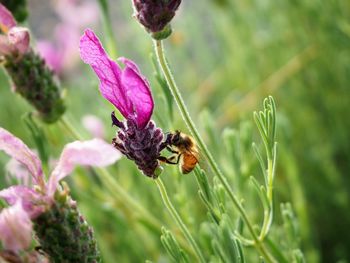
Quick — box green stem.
[97,0,117,59]
[154,40,276,263]
[155,178,206,263]
[259,158,274,240]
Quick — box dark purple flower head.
[80,29,154,129]
[132,0,181,39]
[112,112,164,178]
[79,29,165,178]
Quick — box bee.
[158,131,199,174]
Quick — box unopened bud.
[132,0,181,40]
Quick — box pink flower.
[79,29,154,129]
[79,29,167,178]
[0,127,121,251]
[82,114,106,139]
[36,0,98,74]
[0,4,29,56]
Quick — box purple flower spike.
[79,29,154,129]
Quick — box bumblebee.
[158,131,199,174]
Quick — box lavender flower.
[0,127,121,259]
[132,0,182,39]
[0,4,66,123]
[80,29,165,178]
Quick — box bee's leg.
[159,133,173,151]
[158,156,177,165]
[168,153,181,164]
[166,146,179,154]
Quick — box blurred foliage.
[0,0,349,262]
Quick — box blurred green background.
[0,0,349,262]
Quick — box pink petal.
[0,128,44,186]
[82,114,105,138]
[0,4,16,33]
[80,29,132,118]
[0,186,43,218]
[0,202,32,252]
[5,158,32,186]
[8,27,30,54]
[79,29,154,128]
[47,139,121,197]
[118,57,154,129]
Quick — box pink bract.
[0,4,30,56]
[0,127,121,251]
[79,29,154,129]
[0,3,17,32]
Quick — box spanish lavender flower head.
[132,0,182,39]
[112,112,164,178]
[0,127,121,258]
[0,4,65,123]
[80,29,165,178]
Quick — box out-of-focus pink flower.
[82,114,106,139]
[0,4,30,56]
[55,0,99,29]
[0,127,121,251]
[36,0,98,74]
[0,202,32,252]
[80,29,154,129]
[36,41,63,74]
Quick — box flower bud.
[33,191,100,263]
[0,0,28,22]
[4,50,66,123]
[8,26,29,54]
[132,0,181,40]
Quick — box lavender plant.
[0,0,333,262]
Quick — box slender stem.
[154,40,276,263]
[259,158,274,240]
[155,178,206,263]
[97,0,117,59]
